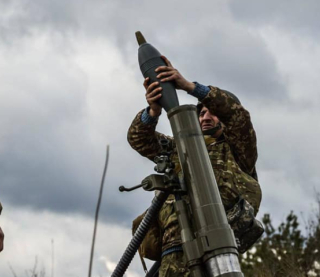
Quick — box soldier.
[0,227,3,252]
[0,203,4,252]
[128,56,262,276]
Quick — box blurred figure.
[0,227,4,252]
[0,203,3,252]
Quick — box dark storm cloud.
[0,47,95,212]
[1,0,287,100]
[1,0,319,228]
[0,10,157,226]
[228,0,320,39]
[174,29,287,101]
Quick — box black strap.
[137,249,148,274]
[202,122,222,136]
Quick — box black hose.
[111,192,168,277]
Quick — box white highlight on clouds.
[100,256,140,277]
[259,26,320,103]
[0,204,145,277]
[104,257,116,273]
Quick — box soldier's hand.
[155,56,195,92]
[0,227,4,252]
[144,77,162,117]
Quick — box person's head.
[197,90,241,137]
[198,106,223,138]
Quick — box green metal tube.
[168,105,228,230]
[167,105,243,277]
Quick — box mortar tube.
[167,105,243,277]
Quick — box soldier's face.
[199,107,220,131]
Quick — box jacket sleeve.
[127,109,174,162]
[201,86,258,177]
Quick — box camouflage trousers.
[159,252,189,277]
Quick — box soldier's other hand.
[144,77,162,117]
[0,227,4,252]
[155,56,195,92]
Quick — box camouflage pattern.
[226,198,264,253]
[127,109,174,163]
[238,215,264,253]
[159,252,189,277]
[158,194,183,252]
[128,86,262,271]
[202,86,258,179]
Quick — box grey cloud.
[1,0,287,102]
[228,0,320,39]
[250,99,320,223]
[175,29,287,101]
[0,28,161,227]
[0,0,319,231]
[0,207,146,277]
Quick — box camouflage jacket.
[128,86,262,257]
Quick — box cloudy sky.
[1,0,320,276]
